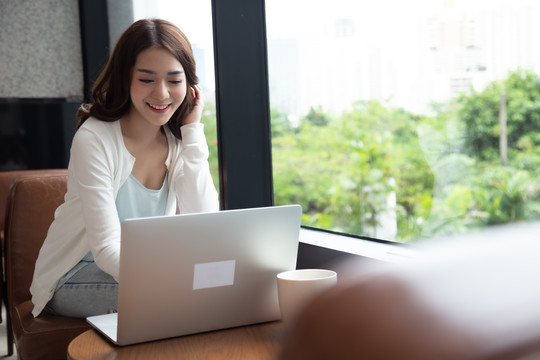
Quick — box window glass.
[266,0,540,242]
[132,0,219,190]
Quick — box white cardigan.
[30,118,219,316]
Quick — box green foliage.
[268,68,540,242]
[271,107,294,137]
[471,165,539,225]
[457,68,540,161]
[304,106,330,127]
[271,99,435,239]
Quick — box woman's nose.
[152,80,168,99]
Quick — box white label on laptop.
[193,260,236,290]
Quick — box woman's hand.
[183,84,204,125]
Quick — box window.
[266,0,540,243]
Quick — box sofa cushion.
[13,300,90,360]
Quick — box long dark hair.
[76,19,199,139]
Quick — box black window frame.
[212,0,274,210]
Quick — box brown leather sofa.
[4,171,91,359]
[0,169,70,355]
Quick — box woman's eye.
[169,80,183,85]
[139,79,153,84]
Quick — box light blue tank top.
[115,172,169,224]
[56,173,169,289]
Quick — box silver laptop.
[87,204,302,345]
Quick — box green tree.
[457,68,540,161]
[304,106,330,127]
[273,100,434,240]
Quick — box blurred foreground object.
[281,222,540,360]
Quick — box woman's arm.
[70,126,122,280]
[174,123,219,214]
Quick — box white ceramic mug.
[277,269,337,323]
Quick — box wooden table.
[67,321,284,359]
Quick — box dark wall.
[0,102,78,170]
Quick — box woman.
[30,19,219,318]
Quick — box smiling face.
[128,47,187,128]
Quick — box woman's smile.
[147,103,171,112]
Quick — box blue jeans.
[45,262,118,318]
